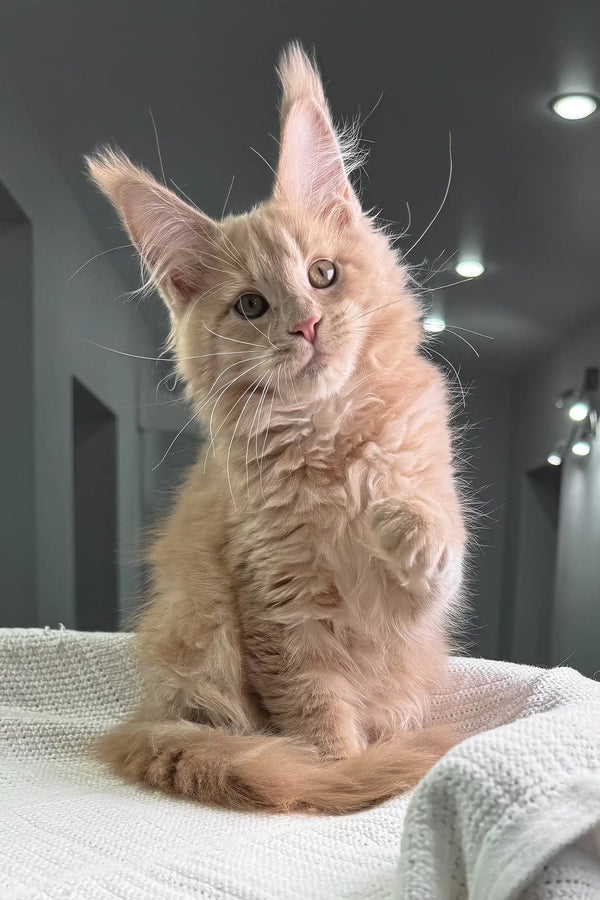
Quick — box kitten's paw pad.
[368,500,448,586]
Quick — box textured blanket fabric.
[1,628,599,900]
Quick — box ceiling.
[2,0,600,376]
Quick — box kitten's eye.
[308,259,336,289]
[234,292,269,319]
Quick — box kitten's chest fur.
[226,410,402,637]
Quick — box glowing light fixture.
[551,94,599,120]
[423,316,446,334]
[553,368,597,462]
[456,259,485,278]
[423,296,446,335]
[572,439,591,457]
[568,399,590,422]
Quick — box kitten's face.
[177,203,395,405]
[87,44,416,411]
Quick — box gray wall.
[554,446,600,676]
[0,83,157,628]
[458,374,511,659]
[503,313,600,674]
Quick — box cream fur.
[87,43,466,814]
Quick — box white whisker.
[86,339,260,364]
[249,145,277,179]
[426,277,473,293]
[201,358,270,466]
[402,132,452,259]
[445,328,480,358]
[225,374,266,508]
[424,345,466,407]
[446,324,494,340]
[258,376,277,495]
[203,323,271,350]
[246,372,273,494]
[149,107,167,185]
[238,310,281,352]
[152,411,199,471]
[221,174,236,219]
[67,244,131,282]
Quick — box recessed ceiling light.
[423,316,446,334]
[547,452,562,466]
[456,259,485,278]
[551,94,599,120]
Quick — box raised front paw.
[367,499,451,589]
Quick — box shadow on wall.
[0,183,34,627]
[73,378,118,632]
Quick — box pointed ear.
[85,148,223,311]
[274,44,361,225]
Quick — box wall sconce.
[551,367,598,464]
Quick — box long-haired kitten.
[86,43,466,814]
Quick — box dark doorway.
[73,378,118,630]
[0,183,34,626]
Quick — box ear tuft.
[86,147,223,309]
[277,43,328,123]
[85,147,145,211]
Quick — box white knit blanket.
[1,628,600,899]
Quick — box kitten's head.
[87,44,420,410]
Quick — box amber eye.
[308,259,336,289]
[234,292,269,319]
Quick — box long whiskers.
[86,339,262,364]
[422,345,466,407]
[203,360,269,459]
[246,372,273,495]
[402,132,453,259]
[445,324,494,340]
[225,373,268,508]
[67,244,132,282]
[152,410,199,471]
[259,380,277,498]
[354,272,472,321]
[239,310,281,351]
[202,323,273,350]
[202,358,270,465]
[444,328,479,358]
[419,249,459,287]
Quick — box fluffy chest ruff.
[223,415,450,737]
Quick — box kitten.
[87,44,466,814]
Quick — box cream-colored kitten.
[87,44,466,814]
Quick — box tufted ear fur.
[86,149,223,311]
[274,43,361,226]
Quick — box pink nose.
[291,315,321,344]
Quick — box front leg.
[244,620,367,760]
[367,497,464,600]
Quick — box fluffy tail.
[93,718,454,814]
